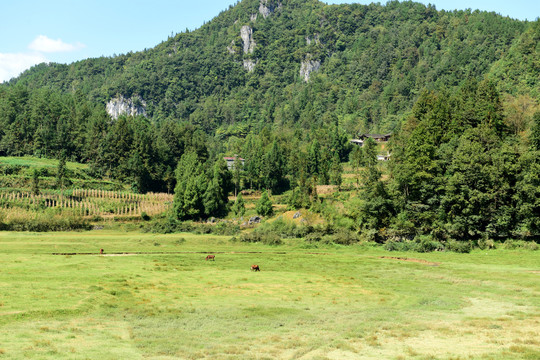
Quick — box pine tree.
[55,153,68,189]
[256,190,273,217]
[174,152,207,220]
[263,141,286,193]
[232,193,246,217]
[203,177,221,217]
[307,139,321,178]
[329,152,343,187]
[31,169,40,196]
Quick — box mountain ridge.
[4,0,537,134]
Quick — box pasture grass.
[0,230,538,359]
[0,156,87,170]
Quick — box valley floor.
[0,231,538,359]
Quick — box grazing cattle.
[251,264,260,271]
[99,248,104,255]
[205,254,215,261]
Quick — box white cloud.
[0,52,48,83]
[28,35,85,53]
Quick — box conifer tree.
[55,153,68,189]
[174,152,207,220]
[31,169,40,196]
[329,152,343,187]
[256,190,273,217]
[232,193,246,217]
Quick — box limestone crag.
[227,40,236,54]
[243,59,257,72]
[306,34,321,45]
[106,95,147,120]
[300,58,321,82]
[240,26,256,54]
[259,0,281,19]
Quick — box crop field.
[0,189,173,218]
[0,231,538,359]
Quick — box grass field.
[0,156,88,171]
[0,231,538,359]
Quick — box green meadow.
[0,230,538,359]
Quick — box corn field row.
[0,190,174,217]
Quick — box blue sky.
[1,0,538,82]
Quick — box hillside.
[0,1,538,243]
[5,0,535,134]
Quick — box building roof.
[358,133,392,139]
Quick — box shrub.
[358,229,380,243]
[211,222,240,235]
[293,225,313,238]
[477,238,496,250]
[304,232,324,243]
[445,239,472,253]
[141,212,151,221]
[414,234,444,252]
[239,229,282,245]
[384,239,419,251]
[173,237,186,245]
[332,229,360,245]
[259,218,297,238]
[501,240,539,250]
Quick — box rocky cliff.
[106,95,147,120]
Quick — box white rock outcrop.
[306,34,320,45]
[259,0,281,19]
[300,58,321,82]
[106,95,147,120]
[227,40,236,54]
[240,26,256,54]
[243,59,257,72]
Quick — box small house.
[223,156,245,170]
[357,133,392,142]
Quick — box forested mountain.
[4,0,537,132]
[0,0,538,240]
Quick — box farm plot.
[0,189,172,218]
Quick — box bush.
[141,212,151,221]
[293,224,313,238]
[358,228,380,243]
[209,222,240,235]
[477,238,496,250]
[332,229,360,245]
[239,230,282,245]
[304,232,324,243]
[384,239,419,251]
[446,239,472,253]
[259,218,297,238]
[414,234,444,252]
[501,240,539,250]
[173,237,186,245]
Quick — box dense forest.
[0,0,538,242]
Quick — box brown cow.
[205,254,215,261]
[251,264,260,271]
